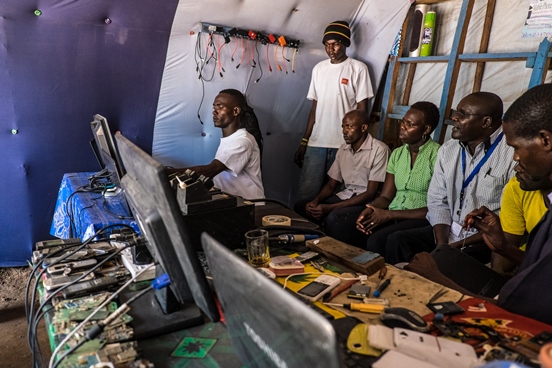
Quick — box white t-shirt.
[307,57,373,148]
[213,128,265,199]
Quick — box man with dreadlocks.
[171,89,265,199]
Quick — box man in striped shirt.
[384,92,516,265]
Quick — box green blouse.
[387,139,440,211]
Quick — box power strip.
[120,248,156,282]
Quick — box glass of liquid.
[245,229,270,268]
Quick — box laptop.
[431,245,508,298]
[201,232,340,368]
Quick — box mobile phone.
[295,251,319,263]
[297,274,341,301]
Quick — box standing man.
[384,92,516,264]
[170,89,264,200]
[294,20,373,205]
[296,110,389,232]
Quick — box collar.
[459,126,503,153]
[344,134,372,153]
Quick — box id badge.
[451,221,463,237]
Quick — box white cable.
[48,264,155,368]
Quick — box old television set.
[115,132,220,330]
[90,114,125,188]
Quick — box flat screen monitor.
[90,114,125,183]
[115,132,219,322]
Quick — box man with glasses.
[383,92,516,265]
[293,20,373,206]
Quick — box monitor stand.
[119,267,204,339]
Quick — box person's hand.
[463,206,507,252]
[404,252,444,282]
[356,206,374,234]
[307,203,331,220]
[356,205,390,234]
[294,145,307,168]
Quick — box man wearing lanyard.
[383,92,516,265]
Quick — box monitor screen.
[91,114,125,182]
[115,132,219,322]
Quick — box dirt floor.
[0,267,51,368]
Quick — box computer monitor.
[115,132,220,322]
[90,114,125,183]
[201,232,339,368]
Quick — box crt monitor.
[90,114,125,182]
[115,132,220,322]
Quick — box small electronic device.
[295,251,319,263]
[347,284,371,300]
[47,259,98,275]
[427,301,464,315]
[297,274,341,302]
[43,272,96,290]
[62,276,120,298]
[380,307,430,332]
[36,238,82,250]
[257,268,276,279]
[268,256,304,276]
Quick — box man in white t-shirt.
[172,89,264,199]
[294,20,374,206]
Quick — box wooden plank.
[473,0,496,92]
[306,237,385,276]
[402,64,417,105]
[435,0,476,143]
[398,56,449,63]
[529,38,552,88]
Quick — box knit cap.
[322,21,351,47]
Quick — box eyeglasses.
[450,109,490,120]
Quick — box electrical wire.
[48,264,156,368]
[254,41,264,83]
[27,225,135,367]
[292,48,297,73]
[274,44,282,72]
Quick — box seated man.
[295,109,390,235]
[491,176,547,275]
[405,82,552,325]
[384,92,516,265]
[170,89,265,199]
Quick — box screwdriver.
[374,275,393,298]
[374,266,387,291]
[324,302,385,314]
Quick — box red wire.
[281,47,288,74]
[274,45,282,72]
[266,44,272,72]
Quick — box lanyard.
[459,132,504,210]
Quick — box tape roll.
[262,215,291,227]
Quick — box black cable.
[27,224,135,366]
[30,245,130,368]
[52,285,154,368]
[100,197,134,220]
[255,41,264,83]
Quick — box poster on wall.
[522,0,552,38]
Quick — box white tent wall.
[394,0,552,141]
[152,0,411,204]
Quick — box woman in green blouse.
[356,101,440,253]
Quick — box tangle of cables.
[194,23,300,123]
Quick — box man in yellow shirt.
[494,176,548,273]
